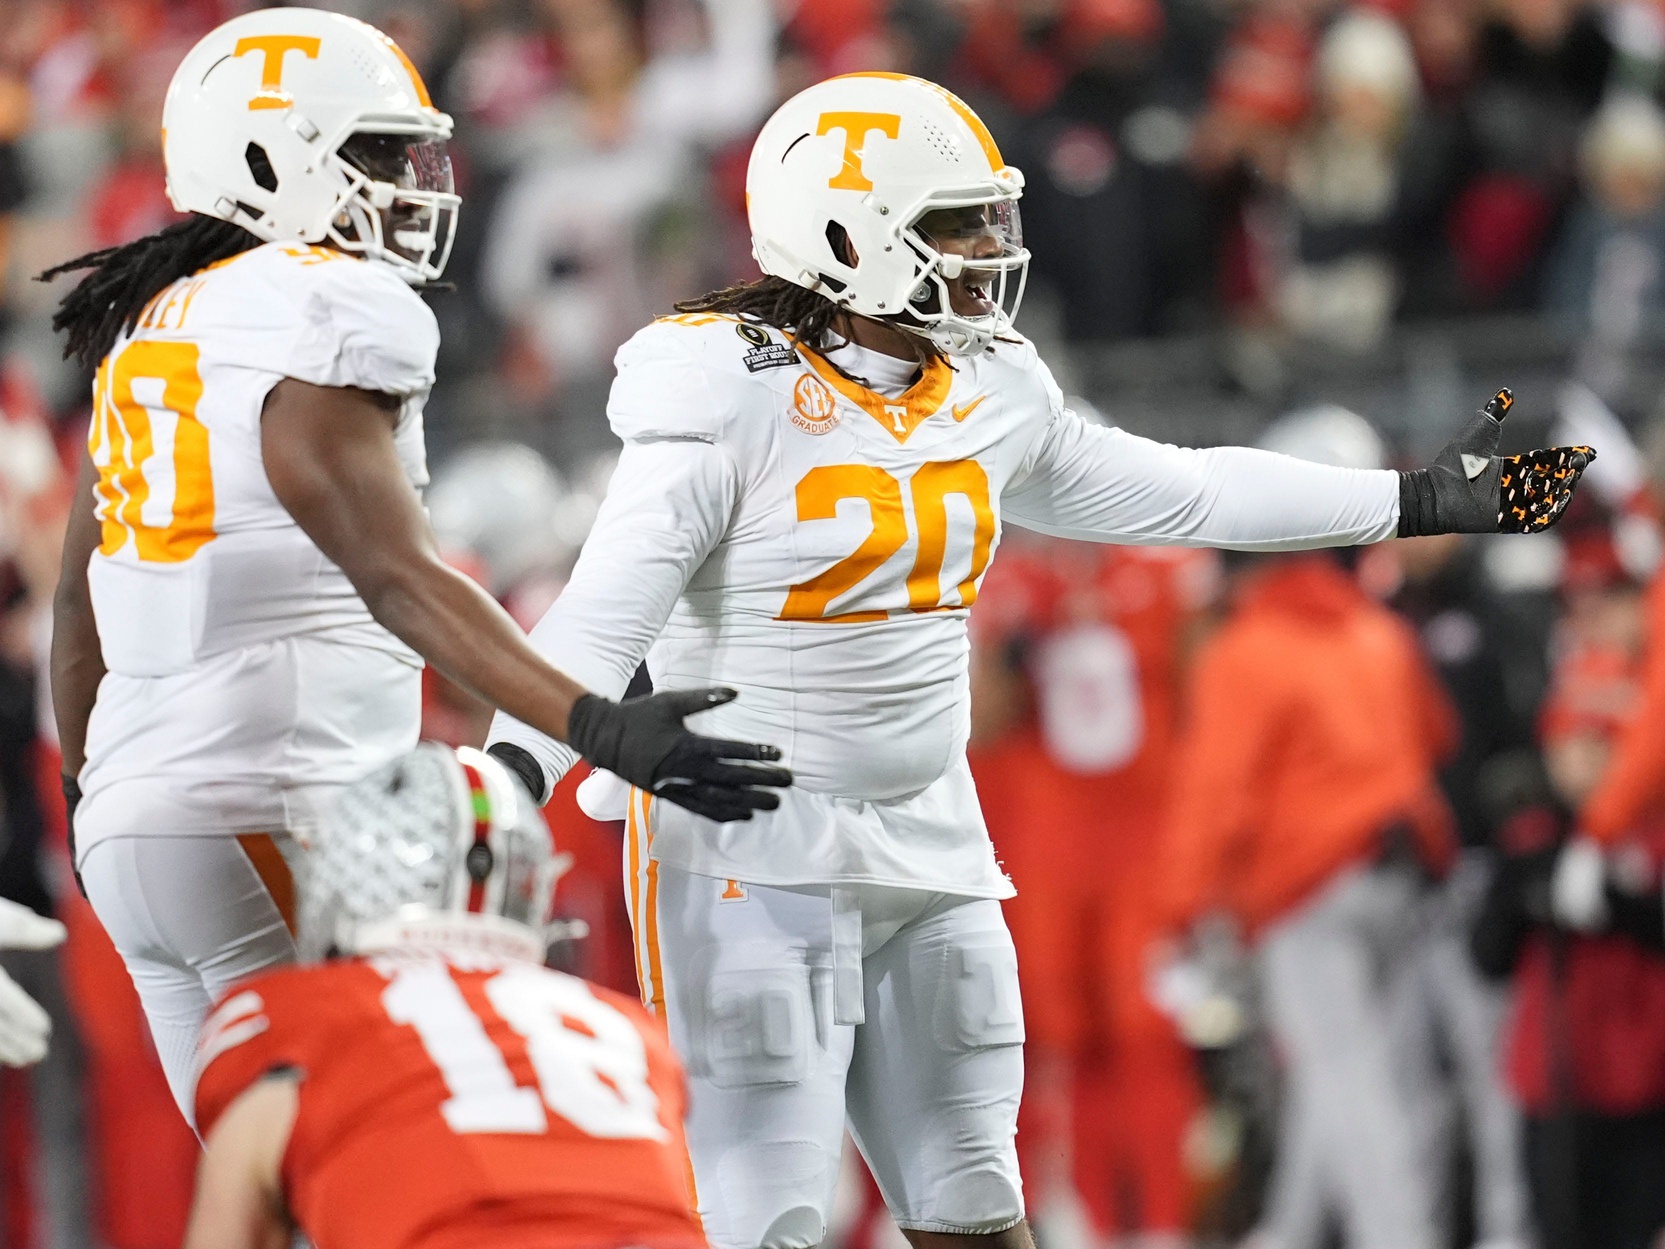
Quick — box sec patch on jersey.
[791,374,841,434]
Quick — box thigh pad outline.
[701,942,819,1087]
[927,935,1026,1053]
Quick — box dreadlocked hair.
[675,276,844,348]
[674,275,944,364]
[38,214,262,370]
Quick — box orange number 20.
[778,460,994,622]
[90,340,216,563]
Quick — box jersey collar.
[797,343,954,444]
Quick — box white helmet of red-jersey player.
[1256,405,1387,472]
[300,744,572,964]
[427,443,579,595]
[746,73,1029,356]
[161,8,459,283]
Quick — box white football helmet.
[426,443,577,594]
[300,744,570,964]
[1256,404,1387,472]
[161,8,459,284]
[746,73,1029,356]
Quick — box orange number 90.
[90,341,216,563]
[778,460,994,623]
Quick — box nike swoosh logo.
[1461,453,1490,481]
[951,396,986,422]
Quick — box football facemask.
[900,201,1029,355]
[330,131,459,281]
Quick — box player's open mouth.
[960,278,996,315]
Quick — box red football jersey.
[195,955,706,1249]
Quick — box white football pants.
[627,823,1027,1248]
[79,834,300,1126]
[1256,861,1440,1249]
[1392,855,1530,1247]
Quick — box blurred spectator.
[1445,0,1612,307]
[1473,520,1665,1249]
[955,0,1217,342]
[1191,3,1314,347]
[1564,553,1665,846]
[1278,10,1424,352]
[0,61,28,347]
[478,0,774,458]
[1546,95,1665,395]
[1157,409,1459,1249]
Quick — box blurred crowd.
[3,0,1665,1248]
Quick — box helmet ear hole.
[245,142,278,192]
[825,221,857,267]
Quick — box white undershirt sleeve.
[1003,407,1401,549]
[485,436,741,790]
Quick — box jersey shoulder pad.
[242,243,439,396]
[997,334,1062,411]
[607,316,755,444]
[981,333,1063,431]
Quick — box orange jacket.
[1159,556,1457,935]
[1582,573,1665,844]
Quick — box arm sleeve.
[284,259,439,396]
[1003,407,1401,550]
[484,436,741,788]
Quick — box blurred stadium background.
[2,0,1665,1247]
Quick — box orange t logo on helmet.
[233,34,322,110]
[816,112,902,191]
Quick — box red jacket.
[1500,809,1665,1114]
[1160,557,1457,935]
[1583,574,1665,844]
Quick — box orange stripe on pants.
[625,795,649,1007]
[640,794,666,1018]
[236,834,296,936]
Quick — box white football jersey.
[489,315,1400,895]
[76,242,434,844]
[85,241,434,676]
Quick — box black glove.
[486,742,551,806]
[564,687,791,824]
[62,774,86,900]
[1397,388,1595,536]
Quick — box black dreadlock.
[675,275,845,350]
[674,275,945,369]
[38,214,261,370]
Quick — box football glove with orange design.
[1397,388,1595,536]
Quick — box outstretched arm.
[263,380,593,740]
[263,380,788,821]
[1004,389,1592,549]
[486,434,746,803]
[1003,412,1401,549]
